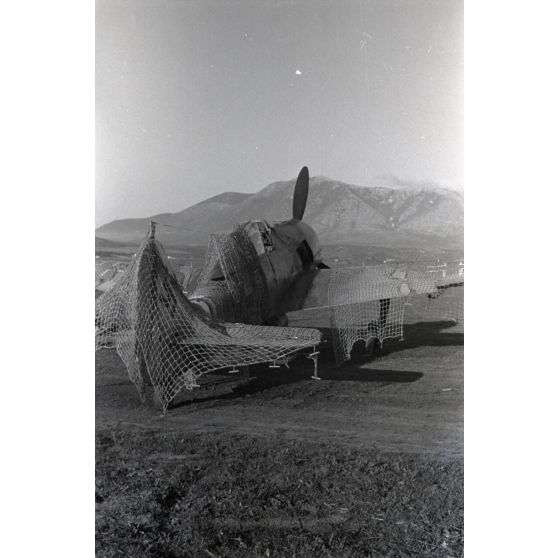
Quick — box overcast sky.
[96,0,463,227]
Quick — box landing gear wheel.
[365,337,378,359]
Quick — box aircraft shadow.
[375,320,463,357]
[318,368,423,383]
[170,364,423,409]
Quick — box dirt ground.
[96,304,463,557]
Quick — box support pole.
[148,221,156,239]
[307,347,321,380]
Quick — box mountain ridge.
[96,176,463,248]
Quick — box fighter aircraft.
[95,166,463,410]
[187,166,328,327]
[186,166,462,332]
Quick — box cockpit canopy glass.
[242,220,274,255]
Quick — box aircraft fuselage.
[190,218,323,324]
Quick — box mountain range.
[95,176,463,249]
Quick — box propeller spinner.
[292,166,309,221]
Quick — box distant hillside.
[96,176,463,249]
[95,236,135,250]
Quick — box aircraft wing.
[298,260,464,366]
[300,261,464,310]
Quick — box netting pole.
[308,347,321,380]
[152,389,165,412]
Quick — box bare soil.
[96,306,463,557]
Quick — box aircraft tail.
[95,225,321,411]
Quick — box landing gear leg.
[365,337,377,357]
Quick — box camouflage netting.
[327,262,464,365]
[95,260,128,298]
[179,264,203,295]
[95,260,117,288]
[327,266,408,365]
[191,226,272,324]
[95,227,321,411]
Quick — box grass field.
[96,287,463,557]
[96,431,462,557]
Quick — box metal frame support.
[269,357,290,369]
[307,347,321,380]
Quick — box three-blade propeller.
[292,166,309,221]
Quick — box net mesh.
[95,261,117,288]
[95,228,321,411]
[327,266,408,364]
[192,226,271,324]
[95,223,462,397]
[327,261,464,365]
[179,265,203,295]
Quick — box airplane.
[188,166,328,327]
[95,166,464,410]
[186,166,461,334]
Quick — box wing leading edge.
[298,261,464,366]
[300,261,464,310]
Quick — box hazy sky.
[96,0,463,227]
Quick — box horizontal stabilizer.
[95,226,322,411]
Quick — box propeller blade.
[292,166,309,221]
